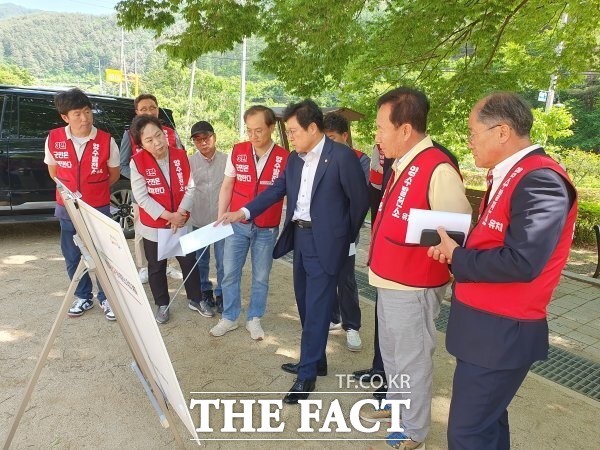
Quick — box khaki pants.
[132,203,147,269]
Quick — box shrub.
[574,201,600,245]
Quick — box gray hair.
[477,92,533,137]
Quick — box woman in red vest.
[128,115,202,324]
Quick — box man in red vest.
[429,92,577,450]
[210,106,289,341]
[360,87,471,450]
[322,112,370,352]
[119,93,184,284]
[44,88,121,320]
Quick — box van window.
[93,101,135,144]
[18,96,63,139]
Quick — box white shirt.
[292,135,326,221]
[224,141,276,178]
[489,144,541,199]
[44,125,120,167]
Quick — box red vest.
[48,127,111,207]
[368,147,460,287]
[369,144,385,186]
[229,142,289,228]
[128,125,178,156]
[454,154,577,319]
[131,147,191,228]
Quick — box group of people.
[45,86,577,450]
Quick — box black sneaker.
[189,300,215,318]
[215,295,223,314]
[202,290,216,309]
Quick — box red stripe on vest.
[229,142,289,228]
[455,154,577,320]
[48,127,111,207]
[368,147,460,287]
[131,147,191,228]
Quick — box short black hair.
[377,87,429,133]
[323,112,349,134]
[283,99,324,131]
[477,92,533,137]
[244,105,276,127]
[129,115,162,147]
[54,88,92,116]
[134,93,158,110]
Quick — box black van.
[0,85,176,237]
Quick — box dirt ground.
[1,222,599,449]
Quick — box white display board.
[75,199,198,441]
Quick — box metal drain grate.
[279,252,600,402]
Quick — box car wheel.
[110,181,135,239]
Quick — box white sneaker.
[209,318,238,337]
[329,322,342,332]
[166,266,183,280]
[138,267,148,284]
[246,317,265,341]
[347,329,362,351]
[101,300,116,321]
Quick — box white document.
[157,227,188,260]
[348,242,356,256]
[405,208,471,246]
[179,221,234,255]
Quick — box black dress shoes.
[352,367,385,382]
[281,362,327,376]
[283,378,316,404]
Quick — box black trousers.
[143,238,202,307]
[331,254,361,331]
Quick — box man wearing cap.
[188,121,228,316]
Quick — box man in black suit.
[429,92,577,449]
[218,99,369,403]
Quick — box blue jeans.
[59,218,106,302]
[194,227,225,297]
[221,221,278,321]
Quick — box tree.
[0,62,35,85]
[116,0,600,141]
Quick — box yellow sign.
[105,69,123,83]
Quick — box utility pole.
[545,13,568,112]
[185,60,197,133]
[119,29,125,96]
[239,37,247,138]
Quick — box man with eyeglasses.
[429,92,577,449]
[210,105,289,341]
[188,121,227,317]
[217,99,369,404]
[360,87,471,450]
[119,93,184,284]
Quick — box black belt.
[293,219,312,229]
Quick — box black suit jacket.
[246,136,369,275]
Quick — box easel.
[3,187,190,449]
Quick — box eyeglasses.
[468,124,501,143]
[246,128,265,137]
[285,128,301,137]
[137,106,158,114]
[192,134,214,144]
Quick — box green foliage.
[531,106,574,147]
[547,147,600,188]
[116,0,600,157]
[0,62,35,85]
[574,201,600,245]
